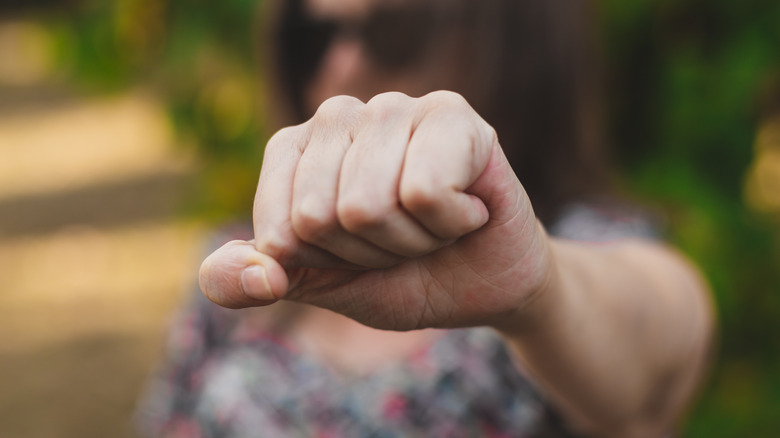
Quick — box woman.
[139,0,714,436]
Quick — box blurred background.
[0,0,778,437]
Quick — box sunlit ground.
[0,58,208,437]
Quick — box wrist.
[488,221,564,335]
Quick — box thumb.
[198,240,289,309]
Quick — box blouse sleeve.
[547,200,662,242]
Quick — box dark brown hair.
[266,0,608,224]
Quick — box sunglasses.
[279,2,437,74]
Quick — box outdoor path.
[0,86,207,438]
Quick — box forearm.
[494,237,714,437]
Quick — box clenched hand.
[199,91,552,331]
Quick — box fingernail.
[240,265,275,301]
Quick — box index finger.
[254,96,369,270]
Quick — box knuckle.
[366,91,410,107]
[423,90,469,110]
[254,230,294,262]
[399,179,440,214]
[474,117,498,150]
[365,92,411,120]
[266,125,305,153]
[337,197,388,232]
[314,95,363,120]
[291,199,337,243]
[485,124,499,147]
[268,125,300,144]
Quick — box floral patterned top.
[136,201,658,438]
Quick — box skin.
[199,0,715,435]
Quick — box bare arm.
[494,237,714,436]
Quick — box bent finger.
[337,92,443,257]
[292,96,402,267]
[400,91,493,239]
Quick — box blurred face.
[300,0,465,114]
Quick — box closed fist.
[200,91,552,330]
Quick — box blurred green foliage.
[35,0,780,435]
[43,0,269,221]
[601,1,780,435]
